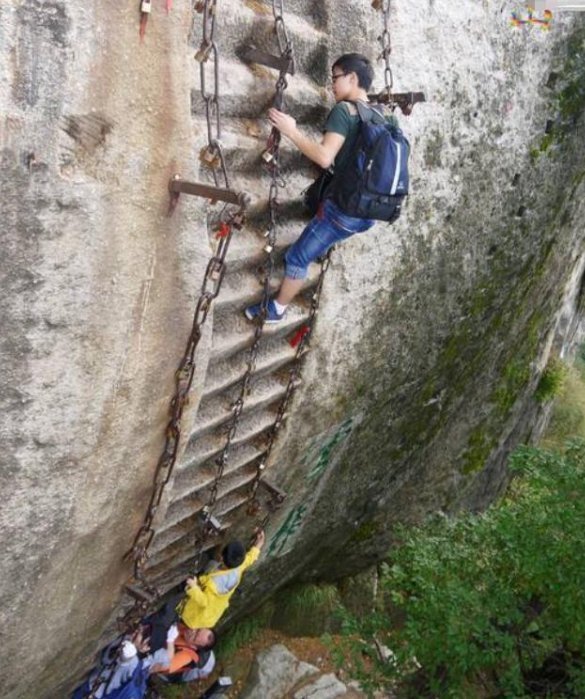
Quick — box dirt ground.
[158,628,354,698]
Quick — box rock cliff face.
[1,1,584,697]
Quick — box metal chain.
[374,0,393,98]
[195,0,230,190]
[179,0,297,567]
[247,249,332,519]
[240,0,296,519]
[119,0,244,635]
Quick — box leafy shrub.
[535,357,567,403]
[336,441,585,697]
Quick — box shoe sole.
[244,309,282,324]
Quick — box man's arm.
[268,108,345,169]
[185,577,208,606]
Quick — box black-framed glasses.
[331,72,349,83]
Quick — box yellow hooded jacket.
[179,546,260,629]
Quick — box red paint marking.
[139,13,148,40]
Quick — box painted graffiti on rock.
[306,417,355,481]
[267,504,308,556]
[267,415,361,557]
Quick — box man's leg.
[275,277,304,306]
[245,213,342,322]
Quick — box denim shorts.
[284,199,374,279]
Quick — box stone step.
[198,128,315,178]
[150,466,257,556]
[171,442,266,509]
[180,406,278,470]
[145,530,223,579]
[146,491,250,573]
[210,302,311,363]
[214,261,320,311]
[188,374,288,441]
[204,334,297,398]
[213,267,282,311]
[191,57,329,123]
[217,209,315,273]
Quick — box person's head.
[331,54,374,101]
[185,627,217,650]
[222,540,246,569]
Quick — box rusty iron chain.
[185,0,297,560]
[240,0,297,520]
[246,249,331,519]
[373,0,393,98]
[83,4,243,697]
[195,0,231,190]
[119,0,247,634]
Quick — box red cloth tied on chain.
[215,222,231,239]
[289,324,310,348]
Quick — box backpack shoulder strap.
[355,101,386,125]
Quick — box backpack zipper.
[390,143,401,195]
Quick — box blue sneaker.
[244,299,285,324]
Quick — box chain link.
[246,250,331,514]
[195,0,231,190]
[118,0,247,638]
[375,0,393,98]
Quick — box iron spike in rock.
[125,584,156,605]
[241,47,295,75]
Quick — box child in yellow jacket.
[179,529,265,629]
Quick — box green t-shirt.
[323,101,398,172]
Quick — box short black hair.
[332,53,374,90]
[222,540,246,568]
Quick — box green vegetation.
[534,356,568,403]
[531,28,585,160]
[216,602,274,659]
[272,583,341,637]
[541,347,585,446]
[336,441,585,698]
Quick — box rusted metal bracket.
[125,584,157,605]
[241,46,295,75]
[368,90,426,115]
[258,478,287,508]
[168,175,249,215]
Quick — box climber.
[72,624,216,698]
[177,528,266,629]
[244,53,403,324]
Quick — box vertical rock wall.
[1,1,211,696]
[0,1,584,697]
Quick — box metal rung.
[368,91,426,115]
[125,584,156,605]
[241,47,295,75]
[168,177,249,206]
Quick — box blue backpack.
[332,101,409,223]
[72,661,149,699]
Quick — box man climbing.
[245,53,403,324]
[178,528,265,629]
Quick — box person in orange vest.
[148,624,216,677]
[178,528,265,629]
